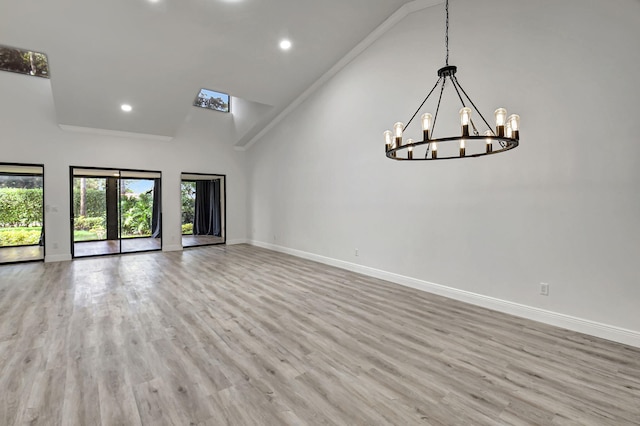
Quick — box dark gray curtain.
[193,180,221,236]
[151,178,162,238]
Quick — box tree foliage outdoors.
[71,178,155,240]
[0,45,49,78]
[121,192,153,237]
[181,182,195,234]
[195,95,228,112]
[73,188,106,218]
[0,175,42,189]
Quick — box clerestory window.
[0,45,49,78]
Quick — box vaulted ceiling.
[1,0,425,147]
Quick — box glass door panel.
[120,171,161,253]
[0,163,44,264]
[181,173,225,248]
[71,168,120,257]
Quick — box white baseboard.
[162,244,183,252]
[45,254,72,263]
[249,240,640,348]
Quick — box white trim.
[59,124,174,142]
[162,244,183,252]
[240,0,443,150]
[45,254,72,263]
[249,240,640,349]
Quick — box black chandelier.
[384,0,520,160]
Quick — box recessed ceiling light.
[121,104,132,112]
[279,39,292,51]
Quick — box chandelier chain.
[445,0,449,66]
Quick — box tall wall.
[0,71,247,261]
[247,0,640,344]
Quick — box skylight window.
[0,45,49,78]
[194,89,230,113]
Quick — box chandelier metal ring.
[386,136,518,161]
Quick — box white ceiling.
[0,0,418,146]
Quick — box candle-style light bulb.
[506,122,513,139]
[384,130,393,152]
[484,130,493,153]
[421,113,432,140]
[495,108,507,137]
[460,138,466,157]
[407,139,414,160]
[459,107,472,137]
[393,122,404,147]
[507,114,520,140]
[431,142,438,159]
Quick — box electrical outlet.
[540,282,549,296]
[355,248,359,256]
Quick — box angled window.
[0,45,49,78]
[194,88,230,113]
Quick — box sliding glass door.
[0,163,44,264]
[71,171,113,256]
[120,171,162,253]
[71,167,161,258]
[181,173,225,248]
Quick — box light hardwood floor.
[0,245,638,425]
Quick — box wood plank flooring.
[0,244,638,425]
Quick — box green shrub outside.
[182,223,193,235]
[0,227,41,246]
[74,216,105,231]
[121,192,152,237]
[73,216,105,241]
[1,183,159,243]
[0,188,43,227]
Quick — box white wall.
[0,71,247,261]
[247,0,640,342]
